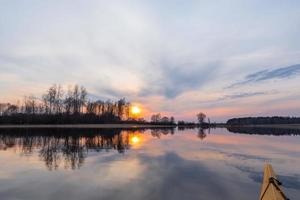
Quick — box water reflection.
[0,127,297,171]
[227,126,300,135]
[0,128,177,170]
[150,128,175,138]
[0,128,300,200]
[232,165,300,190]
[198,128,208,140]
[130,135,140,144]
[4,126,298,170]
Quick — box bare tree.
[0,103,8,116]
[86,101,96,114]
[124,102,131,120]
[24,96,37,114]
[64,86,73,114]
[161,116,169,123]
[42,94,50,114]
[42,84,63,114]
[197,112,206,125]
[73,85,80,114]
[151,113,161,123]
[1,103,19,115]
[55,84,64,114]
[48,85,57,114]
[170,116,175,124]
[80,86,87,113]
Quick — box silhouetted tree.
[117,98,126,119]
[64,86,73,114]
[55,84,64,113]
[151,113,161,123]
[161,116,169,123]
[170,116,175,124]
[5,104,18,115]
[24,96,37,114]
[73,85,80,114]
[79,86,87,113]
[197,112,206,124]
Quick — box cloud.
[1,1,300,120]
[139,61,220,98]
[229,64,300,88]
[221,92,267,100]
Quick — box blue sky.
[1,0,300,121]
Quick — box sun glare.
[131,136,140,144]
[131,106,141,115]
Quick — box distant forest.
[227,117,300,125]
[0,84,176,125]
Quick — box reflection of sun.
[131,106,141,115]
[131,136,140,144]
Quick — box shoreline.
[0,124,177,129]
[0,124,300,129]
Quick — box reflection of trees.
[227,127,300,136]
[0,129,132,170]
[176,127,209,140]
[178,126,196,131]
[151,128,175,138]
[0,127,195,170]
[40,137,62,170]
[197,128,207,140]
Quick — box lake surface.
[0,127,299,200]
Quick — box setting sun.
[131,106,141,115]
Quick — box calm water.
[0,128,299,200]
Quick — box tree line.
[150,113,176,125]
[0,84,133,124]
[0,84,211,125]
[227,116,300,125]
[149,112,212,127]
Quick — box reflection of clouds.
[219,151,270,162]
[105,159,145,183]
[87,155,146,185]
[233,165,300,190]
[280,174,300,190]
[84,152,250,200]
[140,129,272,163]
[133,152,255,200]
[140,128,300,198]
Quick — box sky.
[1,0,300,122]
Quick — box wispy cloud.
[229,64,300,88]
[221,92,267,100]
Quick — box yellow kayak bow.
[260,164,289,200]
